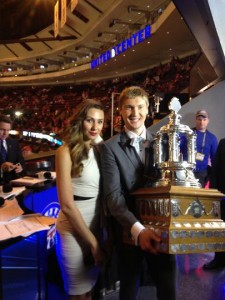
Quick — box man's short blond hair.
[119,86,149,109]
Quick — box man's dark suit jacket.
[0,137,26,183]
[100,129,155,231]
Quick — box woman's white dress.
[56,148,101,295]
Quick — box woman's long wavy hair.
[62,99,104,177]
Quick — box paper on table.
[6,217,48,237]
[0,198,24,223]
[0,186,26,199]
[11,186,26,196]
[13,214,56,226]
[0,214,56,241]
[0,224,13,240]
[11,176,47,186]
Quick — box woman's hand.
[1,162,23,173]
[91,242,104,266]
[1,162,15,172]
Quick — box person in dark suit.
[203,138,225,270]
[100,86,177,300]
[0,114,25,183]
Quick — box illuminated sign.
[42,202,60,249]
[23,131,63,146]
[91,24,151,69]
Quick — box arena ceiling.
[0,0,208,86]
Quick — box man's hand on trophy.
[138,228,161,254]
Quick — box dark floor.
[47,252,225,300]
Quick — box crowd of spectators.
[0,54,197,155]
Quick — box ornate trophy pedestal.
[131,186,225,254]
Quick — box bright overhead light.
[208,0,225,57]
[15,111,23,117]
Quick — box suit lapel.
[0,139,10,163]
[145,130,155,170]
[6,139,11,161]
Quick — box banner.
[54,1,59,37]
[61,0,67,28]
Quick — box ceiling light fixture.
[98,31,120,38]
[128,6,161,24]
[128,6,150,14]
[109,19,132,27]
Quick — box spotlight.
[109,19,117,27]
[128,6,150,14]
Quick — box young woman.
[56,99,104,300]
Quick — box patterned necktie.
[130,136,150,164]
[130,136,146,154]
[1,140,7,162]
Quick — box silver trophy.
[154,97,201,188]
[125,97,225,255]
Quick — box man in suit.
[203,138,225,270]
[0,114,25,183]
[100,86,177,300]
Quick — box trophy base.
[154,168,201,188]
[124,186,225,254]
[154,178,201,188]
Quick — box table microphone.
[43,171,52,179]
[37,171,52,179]
[2,183,13,193]
[0,197,5,207]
